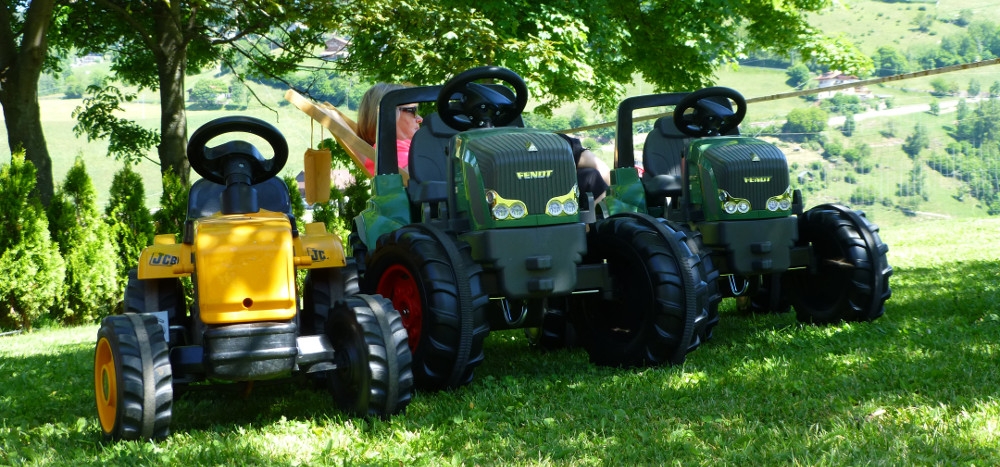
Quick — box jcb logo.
[517,170,553,179]
[149,252,178,266]
[307,248,327,262]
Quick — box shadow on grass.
[444,259,1000,463]
[0,339,373,465]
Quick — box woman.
[356,83,423,176]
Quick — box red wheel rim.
[377,264,422,352]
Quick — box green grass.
[3,217,999,465]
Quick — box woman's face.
[396,103,423,140]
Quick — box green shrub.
[0,152,65,331]
[310,139,371,247]
[47,157,118,325]
[282,175,306,233]
[105,165,156,288]
[153,172,188,239]
[850,186,876,206]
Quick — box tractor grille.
[704,142,789,208]
[467,132,577,214]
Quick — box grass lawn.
[2,216,998,466]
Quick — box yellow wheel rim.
[94,337,118,434]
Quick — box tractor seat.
[406,112,459,204]
[187,177,292,219]
[641,116,690,202]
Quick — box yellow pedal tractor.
[93,116,413,441]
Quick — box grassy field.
[1,216,998,466]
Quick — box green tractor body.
[352,67,710,390]
[607,88,892,337]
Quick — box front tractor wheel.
[94,314,173,441]
[326,295,414,417]
[787,205,893,324]
[573,215,706,367]
[364,225,490,390]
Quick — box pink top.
[363,139,411,176]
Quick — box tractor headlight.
[737,200,751,213]
[766,187,793,212]
[562,199,578,215]
[509,201,527,219]
[487,190,527,220]
[545,185,580,217]
[719,190,750,215]
[547,200,563,216]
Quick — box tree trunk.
[0,0,57,205]
[151,2,190,187]
[2,83,53,206]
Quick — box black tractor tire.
[123,269,187,343]
[670,220,722,345]
[326,294,414,417]
[571,215,705,367]
[787,205,893,324]
[94,314,173,441]
[363,225,490,390]
[301,262,360,336]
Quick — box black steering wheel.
[437,66,529,131]
[187,116,288,185]
[673,87,747,137]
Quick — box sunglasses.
[398,106,419,115]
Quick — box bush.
[105,165,156,288]
[47,157,118,325]
[283,175,306,233]
[311,138,371,246]
[850,186,876,206]
[153,172,188,239]
[0,152,65,331]
[783,107,828,141]
[190,78,228,109]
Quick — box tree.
[104,165,155,288]
[334,1,873,114]
[785,64,811,88]
[842,113,856,137]
[968,79,981,98]
[0,151,65,331]
[930,77,959,97]
[66,0,344,187]
[0,0,69,206]
[190,79,228,109]
[59,0,871,193]
[903,124,930,158]
[913,11,935,33]
[783,107,828,140]
[871,46,910,77]
[46,157,117,325]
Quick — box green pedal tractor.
[350,66,715,390]
[93,116,413,441]
[606,87,893,341]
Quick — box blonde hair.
[356,82,408,145]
